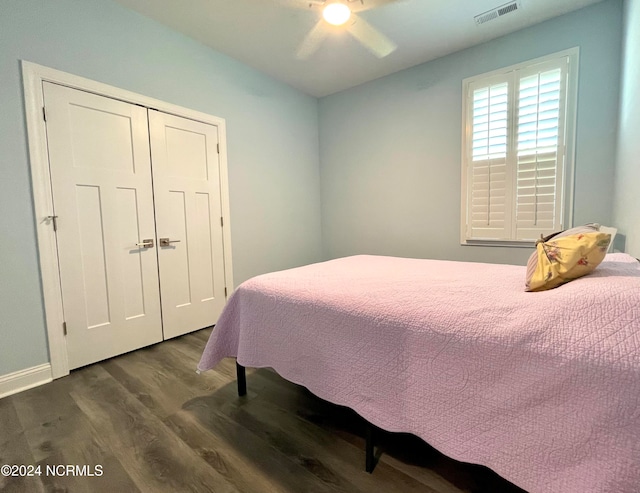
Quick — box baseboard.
[0,363,52,399]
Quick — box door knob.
[135,238,154,248]
[159,238,181,247]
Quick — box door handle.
[159,238,181,247]
[136,238,154,248]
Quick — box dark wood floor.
[0,328,526,493]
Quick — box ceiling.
[113,0,604,97]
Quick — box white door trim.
[22,61,234,379]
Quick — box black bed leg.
[365,421,375,473]
[236,362,247,396]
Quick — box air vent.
[474,1,521,25]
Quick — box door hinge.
[224,287,228,298]
[42,106,47,122]
[217,143,220,154]
[62,321,67,335]
[220,216,224,227]
[47,215,59,231]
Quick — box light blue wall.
[614,0,640,257]
[319,0,623,264]
[0,0,322,375]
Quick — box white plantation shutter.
[467,80,513,239]
[462,52,574,243]
[515,62,566,239]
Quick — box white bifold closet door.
[149,110,226,340]
[43,82,226,370]
[44,82,163,369]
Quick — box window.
[461,49,578,245]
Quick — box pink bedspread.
[198,254,640,493]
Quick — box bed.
[198,253,640,493]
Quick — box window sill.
[461,239,535,248]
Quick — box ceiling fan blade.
[349,0,398,14]
[296,20,329,60]
[346,15,397,58]
[277,0,326,10]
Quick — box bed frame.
[235,362,377,472]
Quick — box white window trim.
[460,48,579,247]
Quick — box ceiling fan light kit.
[294,0,398,60]
[322,2,352,26]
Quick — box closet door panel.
[163,190,192,307]
[149,110,227,339]
[43,82,163,369]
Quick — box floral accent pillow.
[525,224,611,292]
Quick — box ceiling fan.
[283,0,398,60]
